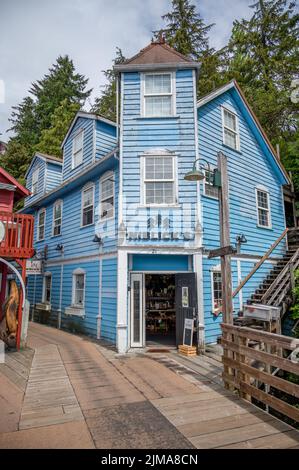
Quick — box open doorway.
[145,274,176,347]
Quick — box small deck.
[0,212,34,259]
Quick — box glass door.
[130,273,144,347]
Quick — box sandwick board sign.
[183,318,194,347]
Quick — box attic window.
[142,73,175,117]
[32,168,39,195]
[222,108,240,151]
[72,130,84,169]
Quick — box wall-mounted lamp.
[55,244,64,252]
[236,233,247,244]
[184,158,221,187]
[93,234,103,245]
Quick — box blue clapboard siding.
[198,89,286,257]
[45,162,62,192]
[95,120,117,160]
[101,257,117,342]
[62,117,95,181]
[26,274,43,306]
[24,157,46,207]
[122,69,198,245]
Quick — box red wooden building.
[0,166,34,349]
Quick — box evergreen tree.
[1,140,32,185]
[92,48,125,121]
[9,96,39,154]
[30,55,91,135]
[36,99,80,158]
[224,0,299,141]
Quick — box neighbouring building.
[22,39,292,353]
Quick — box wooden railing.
[261,248,299,307]
[0,212,35,259]
[232,228,289,298]
[221,323,299,423]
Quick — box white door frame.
[130,273,144,347]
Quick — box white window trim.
[99,171,115,222]
[255,186,272,229]
[42,272,52,304]
[71,268,86,309]
[203,166,219,200]
[221,106,240,151]
[210,268,222,314]
[52,199,63,237]
[140,153,178,207]
[81,182,95,227]
[32,168,39,195]
[72,129,84,170]
[37,208,46,241]
[140,72,176,118]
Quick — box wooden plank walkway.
[19,344,83,430]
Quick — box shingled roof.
[114,38,200,72]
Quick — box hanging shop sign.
[26,259,43,275]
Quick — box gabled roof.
[114,39,200,73]
[197,80,290,185]
[61,111,117,149]
[25,152,62,178]
[0,165,30,201]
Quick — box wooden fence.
[221,323,299,423]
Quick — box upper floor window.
[142,73,175,117]
[222,108,240,151]
[81,184,94,227]
[142,155,176,206]
[72,130,84,169]
[32,168,39,195]
[204,166,219,199]
[37,209,46,241]
[256,187,271,228]
[43,273,52,304]
[72,269,85,308]
[53,200,63,236]
[100,173,114,220]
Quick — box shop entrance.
[145,274,176,347]
[130,272,198,349]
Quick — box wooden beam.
[208,245,237,259]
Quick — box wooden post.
[218,152,233,324]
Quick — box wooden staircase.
[235,227,299,329]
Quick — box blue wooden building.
[23,40,291,353]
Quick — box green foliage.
[1,139,32,186]
[36,99,80,158]
[291,270,299,320]
[91,48,125,121]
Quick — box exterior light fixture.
[236,233,247,244]
[184,158,221,187]
[93,234,103,244]
[55,244,64,252]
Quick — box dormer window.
[72,130,84,169]
[32,168,39,195]
[142,73,175,117]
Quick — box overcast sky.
[0,0,253,140]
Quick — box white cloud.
[0,0,252,140]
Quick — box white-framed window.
[142,154,177,206]
[72,130,84,169]
[100,172,114,221]
[37,208,46,241]
[204,166,219,199]
[211,270,222,313]
[43,273,52,304]
[53,200,63,236]
[142,72,175,117]
[32,168,39,195]
[256,187,271,228]
[222,107,240,151]
[81,183,94,227]
[72,269,85,308]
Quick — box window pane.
[258,208,269,226]
[224,128,237,149]
[83,188,93,208]
[145,157,173,180]
[101,179,113,200]
[54,203,61,219]
[101,197,114,219]
[145,182,174,205]
[145,96,172,117]
[213,272,222,310]
[39,211,45,226]
[145,74,171,94]
[257,190,269,209]
[74,132,83,152]
[83,207,93,225]
[224,109,236,131]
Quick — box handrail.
[0,211,34,259]
[232,227,289,298]
[261,247,299,305]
